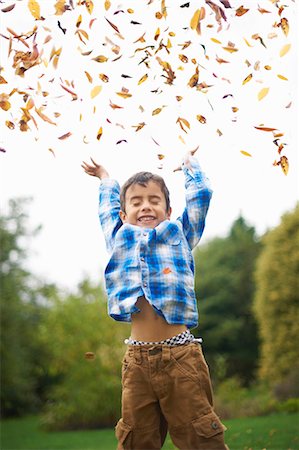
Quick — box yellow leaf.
[242,73,253,85]
[99,73,109,82]
[211,37,221,44]
[240,150,252,157]
[243,38,253,47]
[154,27,160,41]
[76,14,82,28]
[127,8,134,14]
[152,107,162,116]
[54,0,66,15]
[92,55,108,63]
[258,87,269,101]
[281,18,289,37]
[116,91,132,99]
[196,114,206,124]
[222,46,238,53]
[264,65,272,70]
[85,0,93,14]
[280,155,289,175]
[280,44,291,57]
[190,9,200,31]
[104,0,111,10]
[277,74,288,80]
[179,54,188,63]
[138,74,148,85]
[28,0,41,19]
[84,71,93,83]
[90,85,102,98]
[167,38,172,49]
[178,135,186,144]
[97,126,103,140]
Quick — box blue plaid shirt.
[98,156,212,328]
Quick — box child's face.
[119,181,171,228]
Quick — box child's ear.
[119,210,127,223]
[167,207,172,219]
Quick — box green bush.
[276,398,299,414]
[214,377,278,419]
[40,281,129,430]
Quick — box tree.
[254,204,299,390]
[0,198,43,416]
[40,280,130,430]
[194,216,261,385]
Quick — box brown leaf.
[92,55,108,63]
[196,115,206,124]
[280,18,289,37]
[254,126,277,132]
[99,73,109,83]
[132,122,146,132]
[97,126,103,140]
[58,132,72,140]
[105,17,120,33]
[235,5,249,16]
[1,4,15,12]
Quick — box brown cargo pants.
[115,343,228,450]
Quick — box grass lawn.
[1,413,298,450]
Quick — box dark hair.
[120,172,171,213]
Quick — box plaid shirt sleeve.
[98,178,123,253]
[178,155,213,250]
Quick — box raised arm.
[176,151,213,250]
[82,158,122,252]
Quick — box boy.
[82,152,227,450]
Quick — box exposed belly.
[130,296,187,341]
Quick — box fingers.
[90,157,99,167]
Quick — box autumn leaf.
[105,17,120,33]
[96,126,103,140]
[235,5,249,16]
[280,44,291,57]
[1,4,15,12]
[132,122,146,132]
[104,0,111,10]
[84,71,93,83]
[258,87,269,101]
[0,76,8,84]
[176,117,190,133]
[277,74,288,81]
[280,18,289,37]
[240,150,252,157]
[85,0,93,14]
[28,0,41,19]
[99,73,109,83]
[116,90,132,99]
[58,132,72,140]
[254,126,277,132]
[92,55,108,63]
[242,73,252,85]
[90,85,102,98]
[196,115,206,124]
[152,107,163,116]
[76,14,82,28]
[54,0,66,15]
[0,93,11,111]
[179,54,188,63]
[190,8,205,34]
[211,37,221,44]
[109,100,123,109]
[138,74,148,85]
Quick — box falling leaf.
[48,148,55,157]
[116,90,132,99]
[76,14,82,28]
[211,37,221,44]
[176,96,183,101]
[176,117,190,133]
[54,0,66,15]
[138,74,148,85]
[258,6,271,14]
[280,155,289,175]
[157,154,165,160]
[85,352,95,360]
[84,71,93,83]
[277,74,288,81]
[179,54,188,63]
[222,42,238,53]
[0,93,11,111]
[58,132,72,140]
[280,44,291,57]
[196,115,206,124]
[60,84,77,100]
[235,5,249,16]
[258,87,269,101]
[216,55,229,64]
[152,107,163,116]
[132,122,146,132]
[188,66,199,87]
[280,18,289,37]
[104,0,111,10]
[242,73,252,85]
[28,0,41,20]
[92,55,108,63]
[216,129,223,136]
[5,120,15,129]
[0,76,8,84]
[243,38,253,47]
[127,8,134,13]
[99,73,109,83]
[90,85,102,98]
[97,126,103,140]
[264,65,272,70]
[116,139,127,145]
[285,101,292,109]
[1,4,15,12]
[105,17,120,33]
[163,267,172,274]
[240,150,252,157]
[254,126,277,132]
[35,107,57,125]
[154,27,160,41]
[109,100,123,109]
[85,0,93,14]
[190,8,205,34]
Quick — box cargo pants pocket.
[191,411,227,449]
[115,419,132,450]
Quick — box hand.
[81,158,110,179]
[173,146,198,172]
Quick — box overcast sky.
[1,0,298,289]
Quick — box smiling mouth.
[138,216,156,223]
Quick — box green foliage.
[0,198,44,417]
[40,280,130,430]
[194,216,261,385]
[254,204,299,388]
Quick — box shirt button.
[140,257,145,262]
[143,232,147,236]
[211,421,219,430]
[143,282,147,287]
